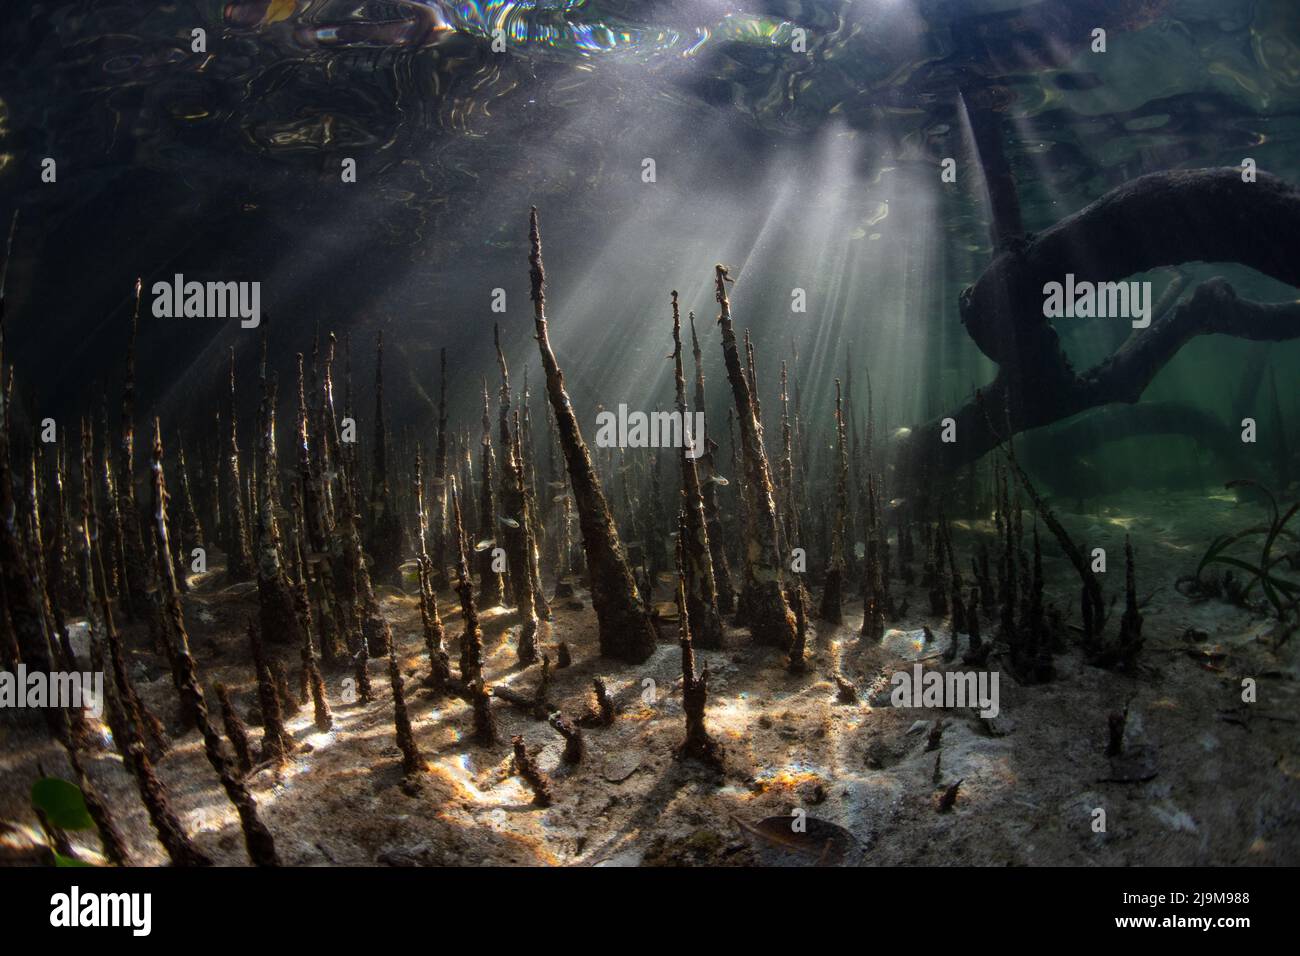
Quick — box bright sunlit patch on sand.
[881,627,935,660]
[705,694,755,741]
[302,729,337,750]
[750,762,824,793]
[432,754,530,808]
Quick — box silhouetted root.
[898,168,1300,480]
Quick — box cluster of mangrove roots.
[16,164,1281,863]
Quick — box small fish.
[474,538,495,552]
[705,475,731,487]
[854,542,866,559]
[499,516,520,528]
[428,477,446,487]
[547,480,567,489]
[553,494,571,503]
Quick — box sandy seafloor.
[2,488,1297,866]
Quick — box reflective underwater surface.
[1,0,1298,491]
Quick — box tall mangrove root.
[671,292,724,649]
[495,327,540,663]
[713,265,796,650]
[528,207,657,663]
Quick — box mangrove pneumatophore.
[116,281,157,627]
[495,326,540,663]
[675,534,723,771]
[713,264,796,651]
[859,474,885,643]
[4,5,1300,875]
[671,291,724,650]
[511,735,553,807]
[247,618,295,764]
[528,207,657,664]
[223,347,255,582]
[819,379,849,625]
[450,482,484,686]
[387,637,424,787]
[449,480,497,745]
[56,719,132,865]
[253,345,308,653]
[548,711,584,764]
[0,316,57,721]
[366,331,405,587]
[78,410,209,864]
[476,377,504,608]
[787,583,808,675]
[215,682,254,776]
[414,448,450,689]
[688,310,735,616]
[150,420,279,866]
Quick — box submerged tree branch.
[897,167,1300,478]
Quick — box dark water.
[1,0,1299,497]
